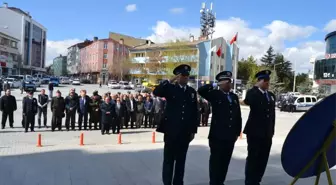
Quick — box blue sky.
[4,0,336,71]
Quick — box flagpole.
[233,33,238,93]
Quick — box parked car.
[285,95,318,112]
[135,85,152,93]
[4,78,21,88]
[60,77,70,84]
[72,79,81,85]
[49,77,60,86]
[24,80,37,92]
[32,79,42,87]
[108,81,121,89]
[119,81,132,89]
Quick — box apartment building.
[67,39,92,75]
[53,54,67,76]
[0,31,19,75]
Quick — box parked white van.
[293,95,318,111]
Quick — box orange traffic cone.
[152,132,156,143]
[117,133,122,144]
[79,133,84,146]
[37,134,42,147]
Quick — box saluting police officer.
[243,70,276,185]
[153,64,199,185]
[198,71,242,185]
[22,91,38,132]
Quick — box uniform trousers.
[24,113,35,132]
[65,110,76,130]
[209,139,236,185]
[51,114,62,131]
[162,134,190,185]
[38,107,47,127]
[78,112,88,130]
[1,111,14,128]
[245,136,272,185]
[201,113,209,126]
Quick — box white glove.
[212,83,217,88]
[38,103,42,107]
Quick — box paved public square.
[0,84,335,185]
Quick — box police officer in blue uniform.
[22,91,38,132]
[243,70,276,185]
[198,71,242,185]
[153,64,199,185]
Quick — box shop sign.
[0,55,7,63]
[325,53,336,59]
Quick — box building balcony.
[132,57,149,63]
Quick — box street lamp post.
[293,60,296,92]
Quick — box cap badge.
[184,66,188,70]
[265,70,269,74]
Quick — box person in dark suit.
[89,90,101,130]
[0,89,17,129]
[113,97,125,134]
[126,94,137,129]
[77,89,91,130]
[65,89,78,131]
[144,96,153,128]
[22,91,38,132]
[198,71,242,185]
[100,95,116,135]
[243,70,276,185]
[50,90,65,131]
[37,89,49,128]
[153,64,199,185]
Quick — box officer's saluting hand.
[153,64,199,185]
[198,71,242,185]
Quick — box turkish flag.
[216,46,222,57]
[230,32,238,45]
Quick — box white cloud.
[169,8,184,14]
[146,18,328,73]
[125,4,137,12]
[46,39,82,66]
[324,19,336,33]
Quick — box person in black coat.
[0,89,17,129]
[243,70,276,185]
[198,71,242,185]
[65,89,78,131]
[100,95,116,135]
[22,91,38,132]
[77,89,91,130]
[126,94,137,129]
[51,90,66,131]
[113,97,125,134]
[153,64,199,185]
[48,82,54,100]
[89,90,102,130]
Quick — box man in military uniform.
[198,71,242,185]
[153,64,199,185]
[22,91,38,132]
[243,70,276,185]
[51,90,66,131]
[37,89,49,128]
[65,89,78,131]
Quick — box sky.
[4,0,336,73]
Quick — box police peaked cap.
[173,64,191,76]
[255,70,272,80]
[216,71,232,82]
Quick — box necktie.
[227,94,232,103]
[264,92,270,102]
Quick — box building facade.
[0,31,19,75]
[67,40,92,75]
[80,37,129,84]
[53,55,67,76]
[0,3,47,75]
[313,31,336,94]
[129,36,238,88]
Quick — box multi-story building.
[109,32,151,47]
[53,54,67,76]
[0,31,19,75]
[67,39,92,75]
[129,36,239,88]
[313,30,336,94]
[0,2,47,74]
[80,37,130,84]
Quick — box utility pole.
[293,60,296,92]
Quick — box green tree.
[237,56,259,88]
[269,70,285,96]
[260,46,276,67]
[273,53,293,91]
[296,73,312,94]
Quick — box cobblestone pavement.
[0,84,335,185]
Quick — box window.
[103,63,107,68]
[11,41,17,48]
[103,54,108,59]
[312,97,317,102]
[305,97,311,103]
[297,98,304,103]
[104,43,108,49]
